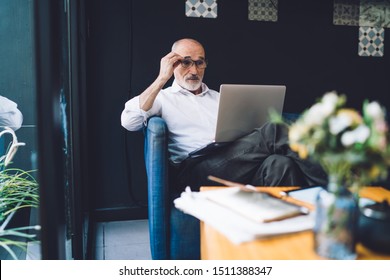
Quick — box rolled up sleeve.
[121,96,161,131]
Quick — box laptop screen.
[214,84,286,142]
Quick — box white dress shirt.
[121,80,220,163]
[0,95,23,131]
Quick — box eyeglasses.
[180,58,207,69]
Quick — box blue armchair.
[144,113,300,260]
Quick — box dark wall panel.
[87,0,147,214]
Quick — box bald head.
[172,38,205,54]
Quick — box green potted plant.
[0,127,40,259]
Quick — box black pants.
[172,122,328,192]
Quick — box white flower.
[304,92,339,126]
[305,102,335,126]
[321,101,337,117]
[365,101,384,120]
[341,125,370,147]
[329,114,352,135]
[304,104,325,126]
[289,122,308,142]
[322,91,339,108]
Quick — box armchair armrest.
[144,116,170,259]
[144,117,200,260]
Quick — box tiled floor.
[94,219,152,260]
[1,219,151,260]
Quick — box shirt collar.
[171,79,210,96]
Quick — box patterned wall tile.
[359,0,390,28]
[358,26,385,57]
[248,0,278,22]
[186,0,218,19]
[333,0,360,26]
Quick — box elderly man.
[121,38,327,193]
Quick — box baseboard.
[92,206,148,222]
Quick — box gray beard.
[183,80,202,92]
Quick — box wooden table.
[200,186,390,260]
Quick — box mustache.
[186,74,200,81]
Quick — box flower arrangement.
[288,91,390,191]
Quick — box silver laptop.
[188,84,286,158]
